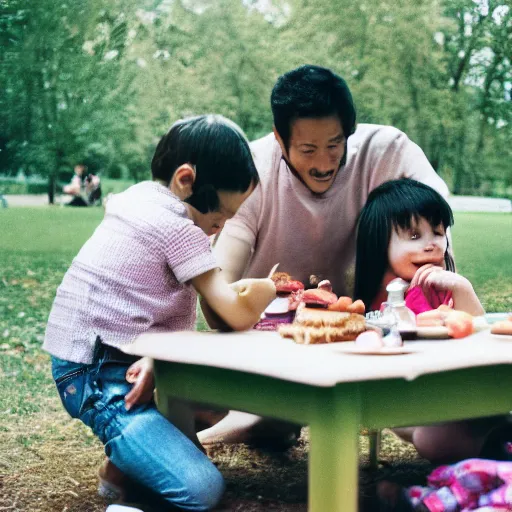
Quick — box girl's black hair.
[271,65,357,152]
[151,114,259,213]
[354,178,455,309]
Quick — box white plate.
[339,346,416,356]
[264,297,290,315]
[491,333,512,340]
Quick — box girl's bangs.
[390,187,454,232]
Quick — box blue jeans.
[51,343,224,511]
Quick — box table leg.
[308,387,361,512]
[368,429,381,469]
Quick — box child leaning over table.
[43,115,276,511]
[354,178,511,465]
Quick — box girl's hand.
[411,265,485,317]
[410,264,471,293]
[124,357,154,411]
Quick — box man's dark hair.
[271,65,357,150]
[151,114,259,213]
[354,178,455,309]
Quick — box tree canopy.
[1,0,510,199]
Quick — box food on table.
[328,296,354,312]
[308,274,324,287]
[271,272,305,294]
[288,289,304,311]
[255,272,304,331]
[258,272,368,340]
[300,288,338,307]
[278,307,366,344]
[445,310,474,338]
[317,279,333,292]
[417,307,474,339]
[491,319,512,336]
[346,299,366,315]
[355,330,384,350]
[328,297,366,314]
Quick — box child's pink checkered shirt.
[44,181,217,363]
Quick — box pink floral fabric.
[405,459,512,511]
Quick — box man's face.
[278,116,345,194]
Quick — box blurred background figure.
[63,163,102,207]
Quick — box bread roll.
[491,320,512,336]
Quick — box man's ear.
[272,126,288,158]
[170,164,196,200]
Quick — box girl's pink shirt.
[405,285,453,315]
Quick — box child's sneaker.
[106,506,143,512]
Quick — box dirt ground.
[0,404,432,512]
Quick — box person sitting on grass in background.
[43,114,276,511]
[354,178,510,465]
[64,163,102,207]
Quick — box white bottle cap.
[386,278,409,305]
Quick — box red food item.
[445,310,474,339]
[277,280,305,293]
[271,272,305,294]
[301,288,337,307]
[288,290,304,311]
[418,308,473,338]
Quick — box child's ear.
[171,164,196,200]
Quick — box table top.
[123,328,512,388]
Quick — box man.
[199,64,449,448]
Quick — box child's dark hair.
[271,65,357,153]
[354,178,455,309]
[151,114,259,213]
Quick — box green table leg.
[308,386,361,512]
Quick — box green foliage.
[0,0,510,197]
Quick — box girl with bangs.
[354,178,483,317]
[354,179,510,466]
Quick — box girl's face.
[188,183,255,236]
[387,216,448,281]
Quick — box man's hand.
[124,357,154,411]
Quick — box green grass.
[451,213,512,312]
[0,207,510,510]
[0,208,509,415]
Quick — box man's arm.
[192,268,275,332]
